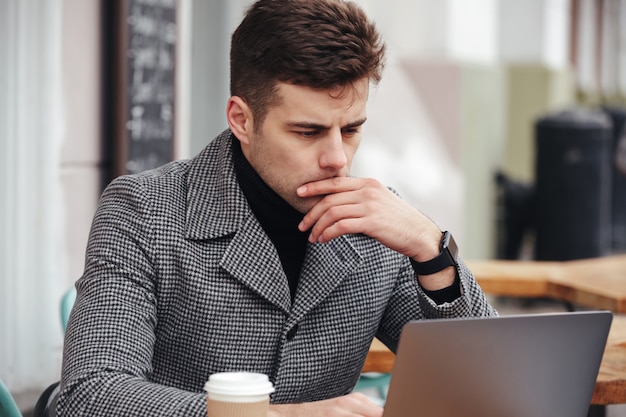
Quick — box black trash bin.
[603,106,626,253]
[534,108,612,261]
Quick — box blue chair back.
[0,377,22,417]
[60,287,76,333]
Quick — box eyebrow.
[286,117,368,130]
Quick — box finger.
[297,176,365,197]
[314,204,394,244]
[314,217,366,243]
[342,392,384,417]
[299,190,361,233]
[308,204,368,242]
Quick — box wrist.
[410,229,443,262]
[411,231,458,276]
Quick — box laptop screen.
[382,311,612,417]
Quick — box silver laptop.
[383,311,612,417]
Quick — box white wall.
[0,0,104,394]
[60,0,103,287]
[357,0,498,63]
[0,0,66,391]
[187,0,250,157]
[599,0,626,97]
[498,0,570,67]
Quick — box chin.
[291,197,322,214]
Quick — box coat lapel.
[184,130,291,313]
[220,216,292,313]
[185,130,249,241]
[288,236,363,327]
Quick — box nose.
[319,130,348,170]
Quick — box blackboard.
[115,0,177,176]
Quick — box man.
[58,0,497,416]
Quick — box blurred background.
[1,0,625,412]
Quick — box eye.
[342,127,360,137]
[297,130,319,139]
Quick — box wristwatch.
[412,231,458,275]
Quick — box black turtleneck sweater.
[232,136,309,301]
[231,136,460,305]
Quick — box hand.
[297,177,439,260]
[268,392,384,417]
[297,177,456,291]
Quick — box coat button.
[286,324,298,341]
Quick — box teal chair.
[353,372,391,401]
[30,287,76,417]
[0,377,22,417]
[30,286,77,417]
[60,287,76,333]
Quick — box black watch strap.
[411,231,458,275]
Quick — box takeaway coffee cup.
[204,372,275,417]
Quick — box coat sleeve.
[56,175,207,417]
[416,258,499,319]
[376,257,498,353]
[378,187,498,339]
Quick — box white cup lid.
[204,372,275,396]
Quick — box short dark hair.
[230,0,386,127]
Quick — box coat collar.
[185,129,250,241]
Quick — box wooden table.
[467,255,626,313]
[362,338,394,374]
[363,315,626,405]
[593,314,626,404]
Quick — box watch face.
[445,232,459,261]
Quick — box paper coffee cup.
[204,372,275,417]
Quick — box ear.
[226,96,254,145]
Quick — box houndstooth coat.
[57,129,497,416]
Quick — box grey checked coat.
[58,129,497,416]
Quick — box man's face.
[241,78,369,214]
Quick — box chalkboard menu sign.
[115,0,177,176]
